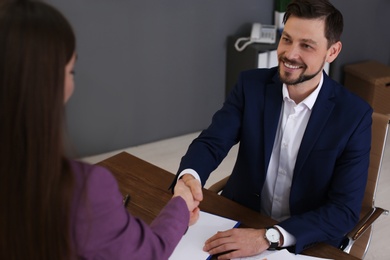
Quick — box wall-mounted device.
[234,23,277,52]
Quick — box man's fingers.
[189,182,203,201]
[180,174,203,201]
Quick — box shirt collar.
[282,73,324,110]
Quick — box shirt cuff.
[275,225,296,247]
[178,168,201,183]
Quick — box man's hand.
[173,179,200,225]
[181,173,203,202]
[203,228,269,259]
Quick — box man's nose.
[284,44,301,61]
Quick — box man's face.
[277,16,339,86]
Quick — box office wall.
[331,0,390,82]
[49,0,273,157]
[48,0,389,157]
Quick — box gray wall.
[331,0,390,82]
[48,0,390,157]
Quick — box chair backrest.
[348,112,390,259]
[362,112,390,211]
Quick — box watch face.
[266,228,280,243]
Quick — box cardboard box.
[344,60,390,114]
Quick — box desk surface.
[96,152,359,260]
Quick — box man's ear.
[326,41,342,63]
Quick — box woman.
[0,1,199,259]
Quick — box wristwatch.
[264,227,281,250]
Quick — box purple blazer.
[70,160,189,259]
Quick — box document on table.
[169,211,240,260]
[232,249,333,260]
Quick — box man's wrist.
[274,225,296,247]
[181,174,196,185]
[264,226,284,249]
[273,226,284,247]
[178,169,201,182]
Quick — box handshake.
[172,174,203,226]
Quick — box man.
[171,0,372,258]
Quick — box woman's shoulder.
[69,159,120,202]
[70,160,114,182]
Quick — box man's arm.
[169,72,248,199]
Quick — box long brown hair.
[0,0,76,259]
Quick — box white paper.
[233,249,295,260]
[233,249,333,260]
[169,211,239,260]
[295,254,333,260]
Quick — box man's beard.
[278,57,325,85]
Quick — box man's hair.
[283,0,343,47]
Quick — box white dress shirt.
[179,74,324,247]
[263,74,323,246]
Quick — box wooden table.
[97,152,359,260]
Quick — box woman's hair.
[0,0,76,259]
[283,0,344,48]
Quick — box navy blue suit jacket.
[177,67,372,253]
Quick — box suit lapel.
[264,73,283,171]
[294,73,336,176]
